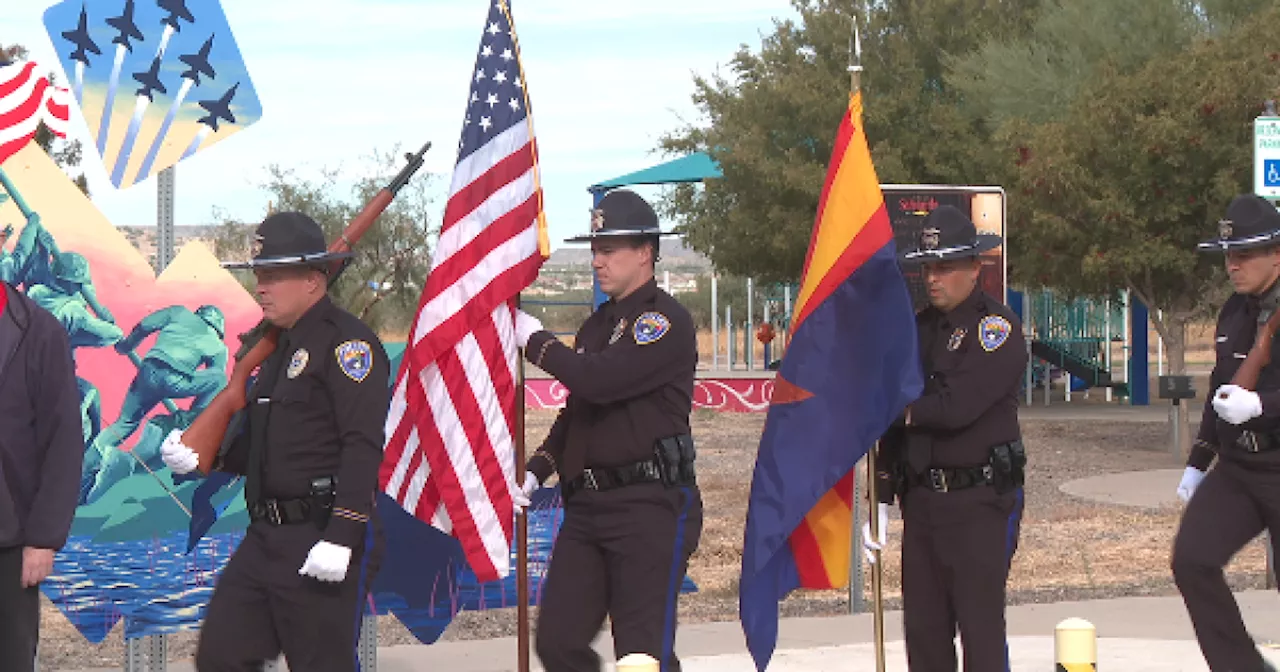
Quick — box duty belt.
[562,460,663,500]
[1236,430,1280,453]
[248,496,327,525]
[910,464,994,493]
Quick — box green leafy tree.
[0,43,89,194]
[999,4,1280,451]
[656,0,1042,283]
[211,146,437,336]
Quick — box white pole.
[1024,290,1033,406]
[1157,309,1165,377]
[784,284,792,351]
[746,277,754,371]
[727,304,734,370]
[1123,289,1132,404]
[711,274,719,370]
[1105,298,1113,403]
[663,270,671,294]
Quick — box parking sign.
[1256,117,1280,198]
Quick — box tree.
[211,146,438,337]
[1,43,90,194]
[947,0,1203,129]
[656,0,1043,283]
[999,3,1280,450]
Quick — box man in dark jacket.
[0,279,83,671]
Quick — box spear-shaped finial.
[848,15,863,94]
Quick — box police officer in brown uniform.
[162,212,391,672]
[510,189,702,672]
[862,205,1028,672]
[1172,194,1280,672]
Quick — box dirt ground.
[37,409,1271,670]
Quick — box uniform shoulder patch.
[978,315,1012,352]
[633,312,671,345]
[335,339,374,382]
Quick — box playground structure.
[522,152,1162,411]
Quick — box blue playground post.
[1130,298,1150,406]
[590,188,608,311]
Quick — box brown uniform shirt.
[524,278,696,484]
[877,288,1028,501]
[221,295,391,550]
[1190,290,1280,471]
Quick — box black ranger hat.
[565,189,678,243]
[1197,193,1280,252]
[898,204,1002,264]
[221,211,353,270]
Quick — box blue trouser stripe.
[1002,487,1024,672]
[352,521,374,672]
[660,487,692,671]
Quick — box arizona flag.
[738,89,923,670]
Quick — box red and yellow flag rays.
[789,90,891,337]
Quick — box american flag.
[379,0,549,582]
[0,60,71,166]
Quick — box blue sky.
[4,0,800,250]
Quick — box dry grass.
[40,409,1273,669]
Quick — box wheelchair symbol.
[1267,160,1280,187]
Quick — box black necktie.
[245,332,290,506]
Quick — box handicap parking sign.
[1268,160,1280,188]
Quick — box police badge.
[921,227,941,251]
[286,348,309,378]
[947,327,966,351]
[609,317,627,345]
[1219,219,1233,240]
[590,208,606,232]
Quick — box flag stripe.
[793,92,883,328]
[793,204,893,331]
[0,60,70,167]
[791,469,856,588]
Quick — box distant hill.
[546,238,711,269]
[117,225,713,271]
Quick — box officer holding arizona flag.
[863,204,1029,671]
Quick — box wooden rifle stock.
[1225,306,1280,394]
[187,140,433,475]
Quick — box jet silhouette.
[61,5,100,65]
[178,35,216,83]
[106,0,144,52]
[196,82,238,131]
[157,0,195,33]
[132,56,167,102]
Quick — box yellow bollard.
[1055,617,1097,671]
[616,653,659,672]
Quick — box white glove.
[1177,466,1206,503]
[861,503,889,564]
[160,429,199,475]
[1212,384,1263,425]
[512,471,537,513]
[299,541,352,582]
[514,310,544,349]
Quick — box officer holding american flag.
[512,190,703,672]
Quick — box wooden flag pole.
[515,297,531,672]
[849,14,887,672]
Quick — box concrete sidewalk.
[66,591,1280,671]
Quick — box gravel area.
[36,410,1273,669]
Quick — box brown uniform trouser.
[535,482,702,672]
[195,514,382,672]
[900,481,1023,672]
[1172,457,1280,672]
